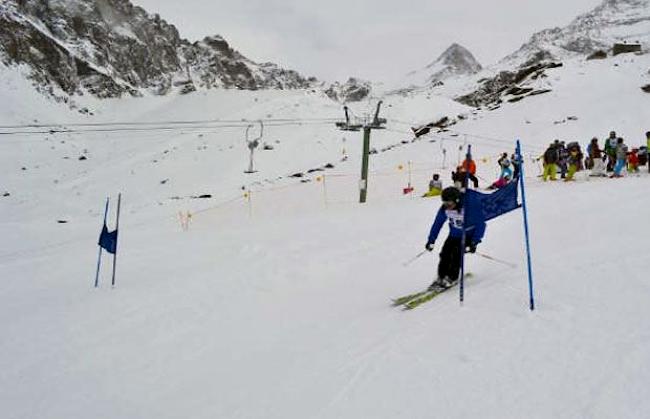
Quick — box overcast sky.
[131,0,604,83]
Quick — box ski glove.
[465,242,478,254]
[425,242,435,251]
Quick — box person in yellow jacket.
[541,143,559,181]
[565,143,583,181]
[422,173,443,197]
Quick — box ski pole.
[474,251,517,268]
[402,250,427,267]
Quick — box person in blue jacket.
[425,186,486,289]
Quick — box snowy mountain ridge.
[439,0,650,109]
[2,0,649,108]
[0,0,316,100]
[503,0,650,67]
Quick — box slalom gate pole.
[111,193,121,288]
[95,198,109,288]
[459,145,471,305]
[402,250,427,267]
[516,140,535,311]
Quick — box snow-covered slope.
[2,1,650,418]
[2,47,650,418]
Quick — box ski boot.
[428,277,456,290]
[439,277,458,289]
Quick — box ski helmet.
[441,187,461,204]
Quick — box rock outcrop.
[0,0,316,99]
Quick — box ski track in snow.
[2,49,650,418]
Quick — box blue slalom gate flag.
[463,180,521,228]
[459,142,534,311]
[459,144,529,308]
[95,194,121,288]
[98,224,118,254]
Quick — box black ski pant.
[468,174,479,188]
[438,236,464,281]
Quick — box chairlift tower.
[335,102,386,203]
[244,121,263,174]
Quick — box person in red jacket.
[456,157,479,188]
[628,148,639,172]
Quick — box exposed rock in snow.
[324,77,371,103]
[587,50,609,59]
[456,62,562,107]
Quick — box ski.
[391,290,430,306]
[402,285,452,310]
[392,273,473,310]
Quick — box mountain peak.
[401,43,482,89]
[428,43,481,70]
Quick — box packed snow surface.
[1,51,650,419]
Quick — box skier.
[511,153,522,180]
[541,142,558,181]
[458,156,479,188]
[587,137,607,177]
[627,148,639,173]
[497,152,513,179]
[487,174,511,190]
[611,137,628,178]
[564,143,583,181]
[422,173,443,197]
[604,131,617,171]
[424,186,486,289]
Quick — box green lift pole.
[359,126,371,203]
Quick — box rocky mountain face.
[456,61,560,108]
[404,43,482,88]
[504,0,650,67]
[457,0,650,108]
[324,77,371,103]
[0,0,316,100]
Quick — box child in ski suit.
[627,149,639,173]
[511,153,522,180]
[611,138,628,178]
[587,137,607,177]
[424,187,486,289]
[497,153,513,179]
[458,157,479,188]
[604,131,617,171]
[541,143,558,181]
[565,144,583,181]
[488,174,511,190]
[423,173,443,197]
